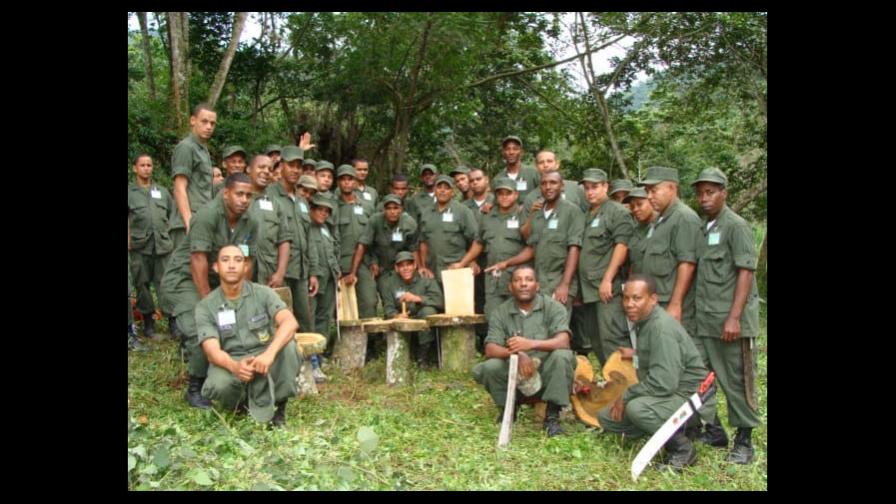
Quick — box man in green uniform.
[245,154,292,288]
[171,103,217,253]
[418,175,479,283]
[623,187,657,277]
[352,158,379,207]
[302,158,317,176]
[221,145,248,176]
[639,166,701,341]
[516,171,584,318]
[160,173,259,409]
[266,146,316,334]
[307,194,341,354]
[691,168,761,464]
[349,194,419,293]
[314,161,339,229]
[335,165,377,318]
[494,136,540,202]
[524,150,588,213]
[473,266,576,437]
[213,167,224,187]
[378,251,445,365]
[265,144,282,166]
[577,168,634,365]
[196,244,300,427]
[463,168,494,215]
[449,165,473,201]
[405,164,438,229]
[128,154,176,339]
[128,242,148,352]
[609,179,633,204]
[598,275,717,472]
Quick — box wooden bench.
[362,318,429,386]
[425,314,486,372]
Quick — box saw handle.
[698,371,716,395]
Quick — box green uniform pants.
[598,391,717,437]
[169,228,186,261]
[170,293,209,377]
[660,299,701,358]
[586,296,631,366]
[311,273,337,347]
[473,349,576,408]
[201,340,301,410]
[570,303,593,356]
[287,277,313,334]
[129,251,169,315]
[409,306,438,346]
[700,337,760,428]
[355,263,378,319]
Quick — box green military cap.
[382,194,403,207]
[435,174,455,188]
[395,251,416,264]
[280,145,304,162]
[420,164,438,175]
[222,145,247,159]
[501,135,523,148]
[609,179,634,195]
[315,160,335,172]
[638,166,679,186]
[691,167,728,188]
[492,176,517,192]
[310,193,336,210]
[265,144,282,155]
[298,175,319,190]
[580,168,609,183]
[303,158,317,167]
[449,165,470,176]
[336,164,358,179]
[622,187,649,203]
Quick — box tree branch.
[732,178,767,213]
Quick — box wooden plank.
[425,313,486,327]
[497,354,519,449]
[336,278,359,321]
[440,267,476,315]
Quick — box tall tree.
[206,12,248,108]
[167,12,190,134]
[137,12,156,101]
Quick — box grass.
[128,314,767,490]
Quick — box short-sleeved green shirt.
[695,205,760,338]
[494,165,541,202]
[406,190,436,229]
[523,181,589,214]
[336,196,376,271]
[377,271,444,319]
[627,223,650,275]
[266,183,308,280]
[247,192,293,277]
[527,199,585,297]
[128,182,176,255]
[171,133,214,229]
[485,294,570,347]
[476,205,529,295]
[359,212,419,270]
[419,200,479,278]
[308,223,340,279]
[356,184,379,207]
[195,282,288,357]
[578,199,635,303]
[641,199,701,303]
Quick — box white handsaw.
[630,372,717,481]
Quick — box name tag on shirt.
[507,218,519,229]
[392,230,403,242]
[259,200,274,211]
[591,218,600,228]
[363,192,372,201]
[516,180,527,191]
[239,244,250,257]
[217,309,236,328]
[633,355,639,370]
[561,193,567,200]
[548,219,559,230]
[442,212,454,223]
[321,227,331,238]
[353,205,364,215]
[299,202,309,213]
[395,289,406,299]
[150,189,162,199]
[708,231,721,246]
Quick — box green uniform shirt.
[522,181,589,214]
[336,195,375,271]
[462,193,495,216]
[247,192,293,279]
[485,294,570,347]
[128,182,176,255]
[308,223,340,279]
[378,271,444,319]
[419,199,479,278]
[642,199,701,303]
[266,183,309,280]
[359,212,419,271]
[527,199,585,297]
[578,199,634,303]
[356,184,379,207]
[171,133,214,229]
[495,165,541,202]
[624,305,707,402]
[195,282,288,358]
[406,190,436,229]
[695,205,760,338]
[476,205,529,295]
[627,223,650,275]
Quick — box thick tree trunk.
[206,12,248,109]
[137,12,156,101]
[167,12,189,134]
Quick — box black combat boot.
[141,314,157,339]
[657,429,697,472]
[698,415,729,447]
[185,375,212,409]
[543,402,564,437]
[727,427,754,464]
[270,400,288,427]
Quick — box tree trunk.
[206,12,248,109]
[756,230,767,300]
[167,12,190,135]
[137,12,156,101]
